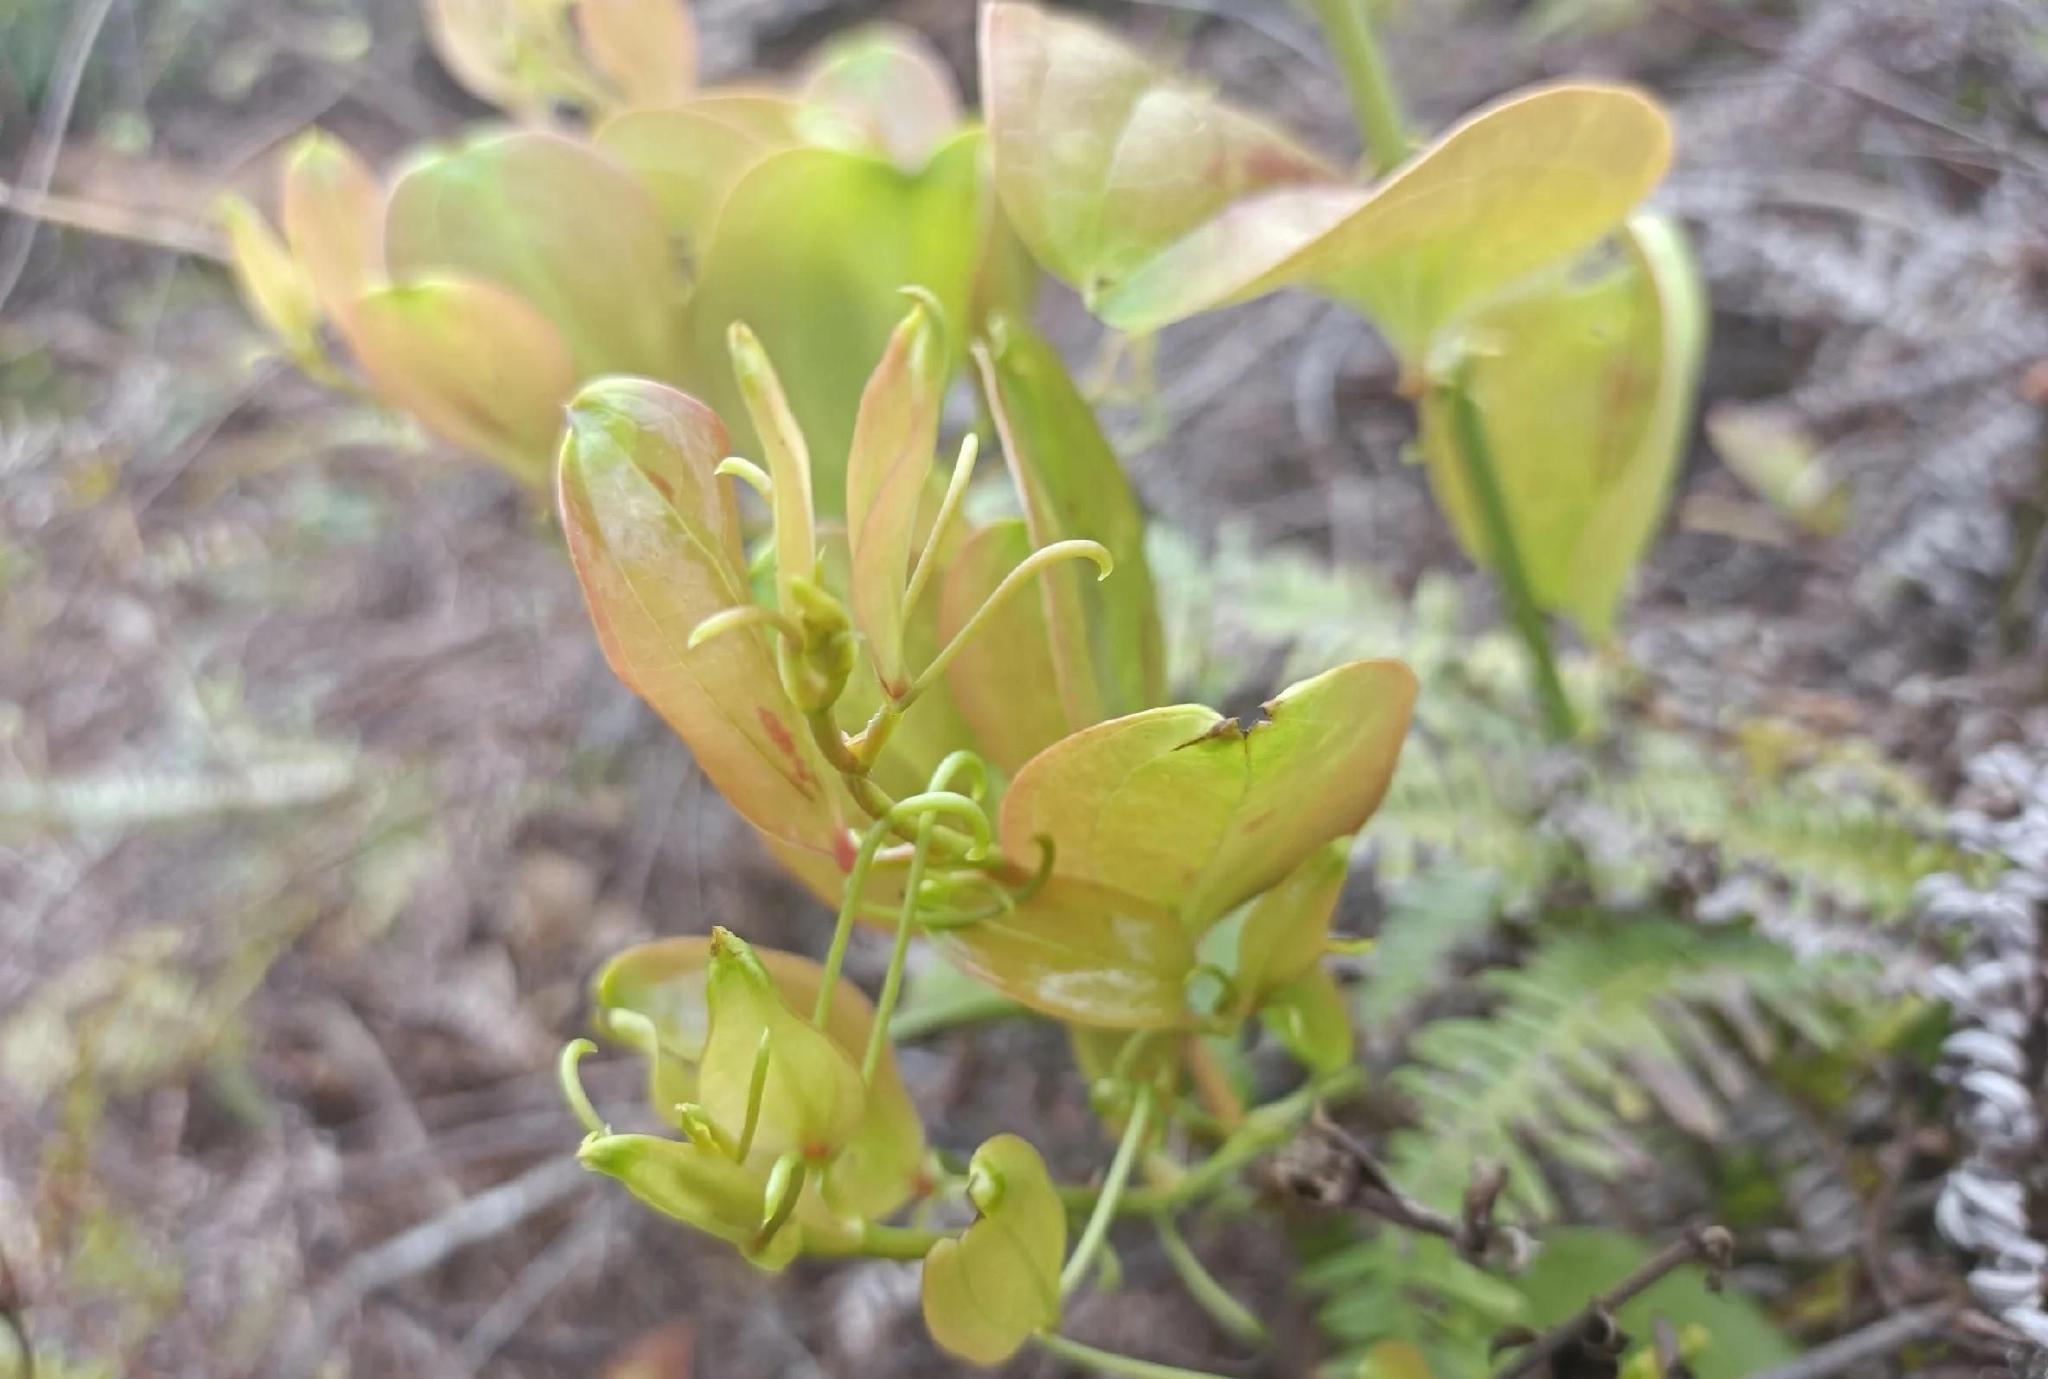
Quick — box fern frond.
[1387,921,1872,1218]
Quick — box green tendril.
[908,539,1113,703]
[558,1038,605,1137]
[863,812,935,1083]
[734,1027,773,1162]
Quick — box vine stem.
[1061,1086,1155,1298]
[862,813,935,1080]
[1303,0,1411,174]
[1154,1215,1266,1345]
[1034,1332,1235,1379]
[1443,372,1579,741]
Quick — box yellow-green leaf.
[1258,967,1353,1075]
[385,129,684,378]
[423,0,587,112]
[728,324,820,612]
[281,129,385,328]
[938,876,1196,1029]
[698,928,866,1162]
[579,1132,790,1261]
[1234,840,1346,1012]
[980,0,1334,305]
[1415,214,1706,640]
[1099,83,1673,361]
[218,194,319,362]
[921,1133,1064,1365]
[938,520,1078,775]
[977,317,1164,716]
[577,0,695,107]
[1706,401,1845,536]
[349,276,575,485]
[593,98,796,253]
[845,298,946,693]
[799,23,963,172]
[999,659,1418,928]
[687,132,987,512]
[593,934,926,1222]
[557,378,850,865]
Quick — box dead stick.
[1742,1301,1960,1379]
[1493,1226,1734,1379]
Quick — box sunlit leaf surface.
[922,1134,1065,1365]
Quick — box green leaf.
[699,928,866,1162]
[579,1132,795,1265]
[799,23,963,171]
[384,128,685,378]
[592,98,796,254]
[1098,83,1672,362]
[728,323,821,613]
[593,933,926,1223]
[349,277,576,485]
[557,377,851,866]
[576,0,695,107]
[845,298,946,692]
[1416,213,1706,639]
[938,519,1081,774]
[922,1133,1065,1365]
[977,318,1164,717]
[1234,840,1347,1011]
[999,659,1418,928]
[937,876,1196,1029]
[1259,967,1353,1075]
[686,132,988,513]
[218,193,319,362]
[280,129,384,328]
[980,0,1333,305]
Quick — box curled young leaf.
[845,298,946,694]
[922,1134,1065,1366]
[799,23,963,172]
[349,276,576,486]
[557,378,850,866]
[980,0,1334,304]
[577,0,696,107]
[977,319,1164,718]
[729,323,820,614]
[937,876,1197,1030]
[592,933,926,1221]
[280,129,384,329]
[1098,83,1673,361]
[578,1132,794,1265]
[1000,659,1418,929]
[1415,214,1706,640]
[698,928,867,1163]
[384,129,684,379]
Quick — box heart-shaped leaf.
[977,318,1164,718]
[937,876,1196,1029]
[1098,83,1672,362]
[281,130,384,328]
[922,1134,1065,1365]
[687,132,988,511]
[594,933,926,1223]
[557,377,851,866]
[1415,214,1705,640]
[939,519,1080,775]
[385,129,684,378]
[844,297,945,692]
[1000,659,1417,928]
[349,277,576,485]
[799,23,963,172]
[577,0,696,107]
[980,0,1334,305]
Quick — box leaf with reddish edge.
[798,23,962,172]
[939,520,1077,776]
[1000,659,1418,930]
[556,377,850,867]
[593,97,797,253]
[349,276,576,486]
[280,129,384,328]
[979,0,1335,306]
[937,875,1197,1030]
[578,0,696,107]
[1098,83,1673,362]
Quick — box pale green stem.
[862,812,935,1081]
[902,431,980,617]
[687,602,804,651]
[733,1028,772,1162]
[905,539,1112,704]
[1033,1332,1235,1379]
[1304,0,1411,175]
[1062,1085,1155,1298]
[714,455,774,500]
[1154,1216,1267,1346]
[558,1039,605,1135]
[1444,370,1577,741]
